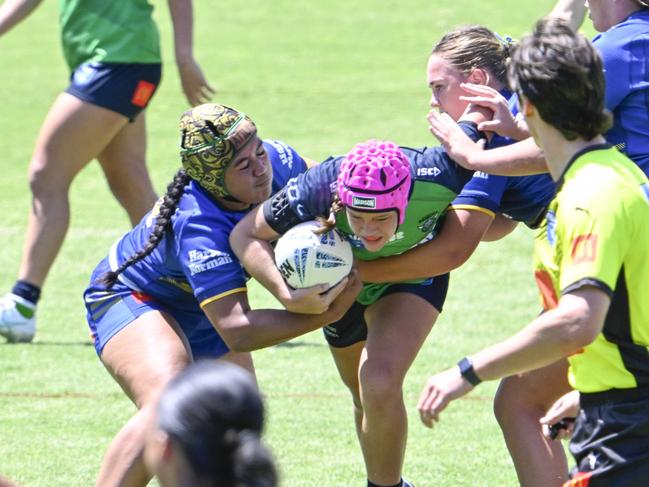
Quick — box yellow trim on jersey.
[448,204,496,218]
[200,287,247,307]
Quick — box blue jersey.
[593,9,649,174]
[452,91,555,227]
[108,140,307,309]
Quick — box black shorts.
[566,387,649,487]
[323,274,450,348]
[66,61,162,121]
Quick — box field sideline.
[0,1,580,485]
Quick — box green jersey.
[59,0,161,71]
[263,122,481,305]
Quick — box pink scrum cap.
[337,140,412,224]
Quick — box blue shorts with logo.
[66,62,162,121]
[83,258,230,359]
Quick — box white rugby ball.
[274,221,353,289]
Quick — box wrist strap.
[458,356,482,386]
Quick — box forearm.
[468,137,548,176]
[358,209,489,283]
[223,308,332,352]
[471,304,595,382]
[549,0,587,32]
[0,0,41,36]
[167,0,194,60]
[237,239,292,302]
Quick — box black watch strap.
[458,357,482,386]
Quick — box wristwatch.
[457,357,482,386]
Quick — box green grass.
[0,0,572,485]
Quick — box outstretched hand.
[427,110,486,170]
[417,366,474,428]
[177,57,216,106]
[459,83,529,140]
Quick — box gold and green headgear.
[179,104,257,199]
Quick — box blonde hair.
[432,25,512,87]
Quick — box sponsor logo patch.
[570,234,597,264]
[352,196,376,208]
[131,80,156,108]
[187,249,234,276]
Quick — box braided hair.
[100,169,191,288]
[99,103,256,289]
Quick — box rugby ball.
[274,221,353,289]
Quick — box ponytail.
[231,430,278,487]
[314,194,344,235]
[99,169,191,288]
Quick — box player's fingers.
[459,95,498,109]
[324,277,349,302]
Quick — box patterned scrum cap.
[179,104,257,198]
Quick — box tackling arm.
[356,209,493,283]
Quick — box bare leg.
[330,293,438,485]
[494,359,572,487]
[18,93,130,287]
[97,113,157,226]
[95,311,191,487]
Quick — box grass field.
[0,1,578,485]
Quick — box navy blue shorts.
[323,274,450,348]
[84,258,230,360]
[566,388,649,487]
[66,62,162,121]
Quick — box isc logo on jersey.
[417,167,441,178]
[187,249,234,276]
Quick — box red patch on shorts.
[131,80,156,107]
[563,471,592,487]
[131,292,153,304]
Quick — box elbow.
[220,330,256,353]
[443,246,474,271]
[555,309,601,354]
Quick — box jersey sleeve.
[451,172,506,217]
[175,214,248,306]
[263,156,340,235]
[264,139,308,192]
[556,187,627,296]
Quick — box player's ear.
[467,68,489,86]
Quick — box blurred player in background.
[0,0,214,343]
[144,361,277,487]
[84,104,359,486]
[420,17,649,487]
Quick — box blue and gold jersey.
[593,9,649,174]
[534,145,649,393]
[452,92,555,227]
[108,140,307,309]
